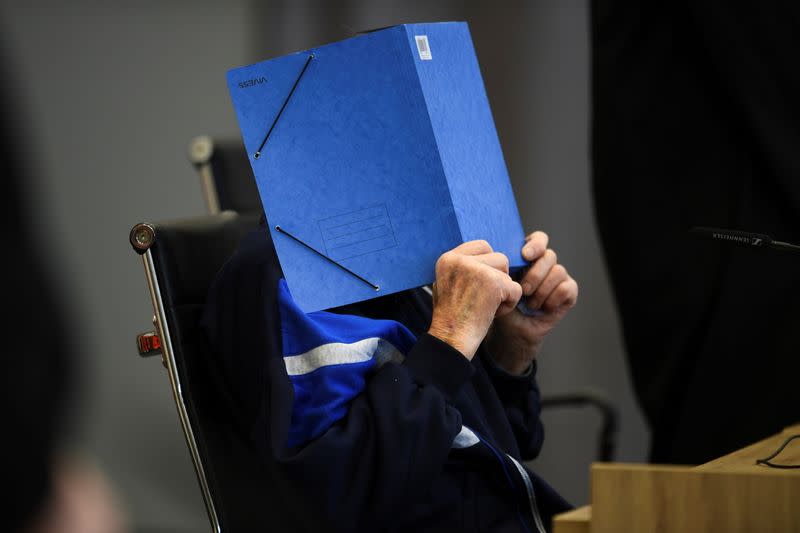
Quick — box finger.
[541,277,579,312]
[527,263,569,310]
[496,276,523,317]
[520,248,557,295]
[453,239,493,255]
[522,231,548,261]
[471,252,509,274]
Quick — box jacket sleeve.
[201,231,474,532]
[267,335,473,532]
[480,347,545,461]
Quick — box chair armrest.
[541,388,619,462]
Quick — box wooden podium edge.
[590,462,800,532]
[552,424,800,533]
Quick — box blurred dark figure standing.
[1,50,126,532]
[590,2,800,464]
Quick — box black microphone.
[690,226,800,253]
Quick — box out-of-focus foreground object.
[2,49,128,533]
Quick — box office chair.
[131,210,268,533]
[130,210,618,533]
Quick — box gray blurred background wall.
[1,1,648,530]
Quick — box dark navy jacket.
[200,226,571,533]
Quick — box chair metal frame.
[130,221,222,533]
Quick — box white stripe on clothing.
[283,337,404,376]
[452,425,480,449]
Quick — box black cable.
[755,434,800,469]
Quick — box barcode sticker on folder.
[415,35,432,60]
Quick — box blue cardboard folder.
[227,21,525,312]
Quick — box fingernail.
[521,282,532,295]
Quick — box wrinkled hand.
[428,240,522,360]
[486,231,578,375]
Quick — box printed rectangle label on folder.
[319,205,397,261]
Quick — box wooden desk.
[553,424,800,533]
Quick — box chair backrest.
[130,210,269,533]
[188,135,262,215]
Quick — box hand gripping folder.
[227,21,525,312]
